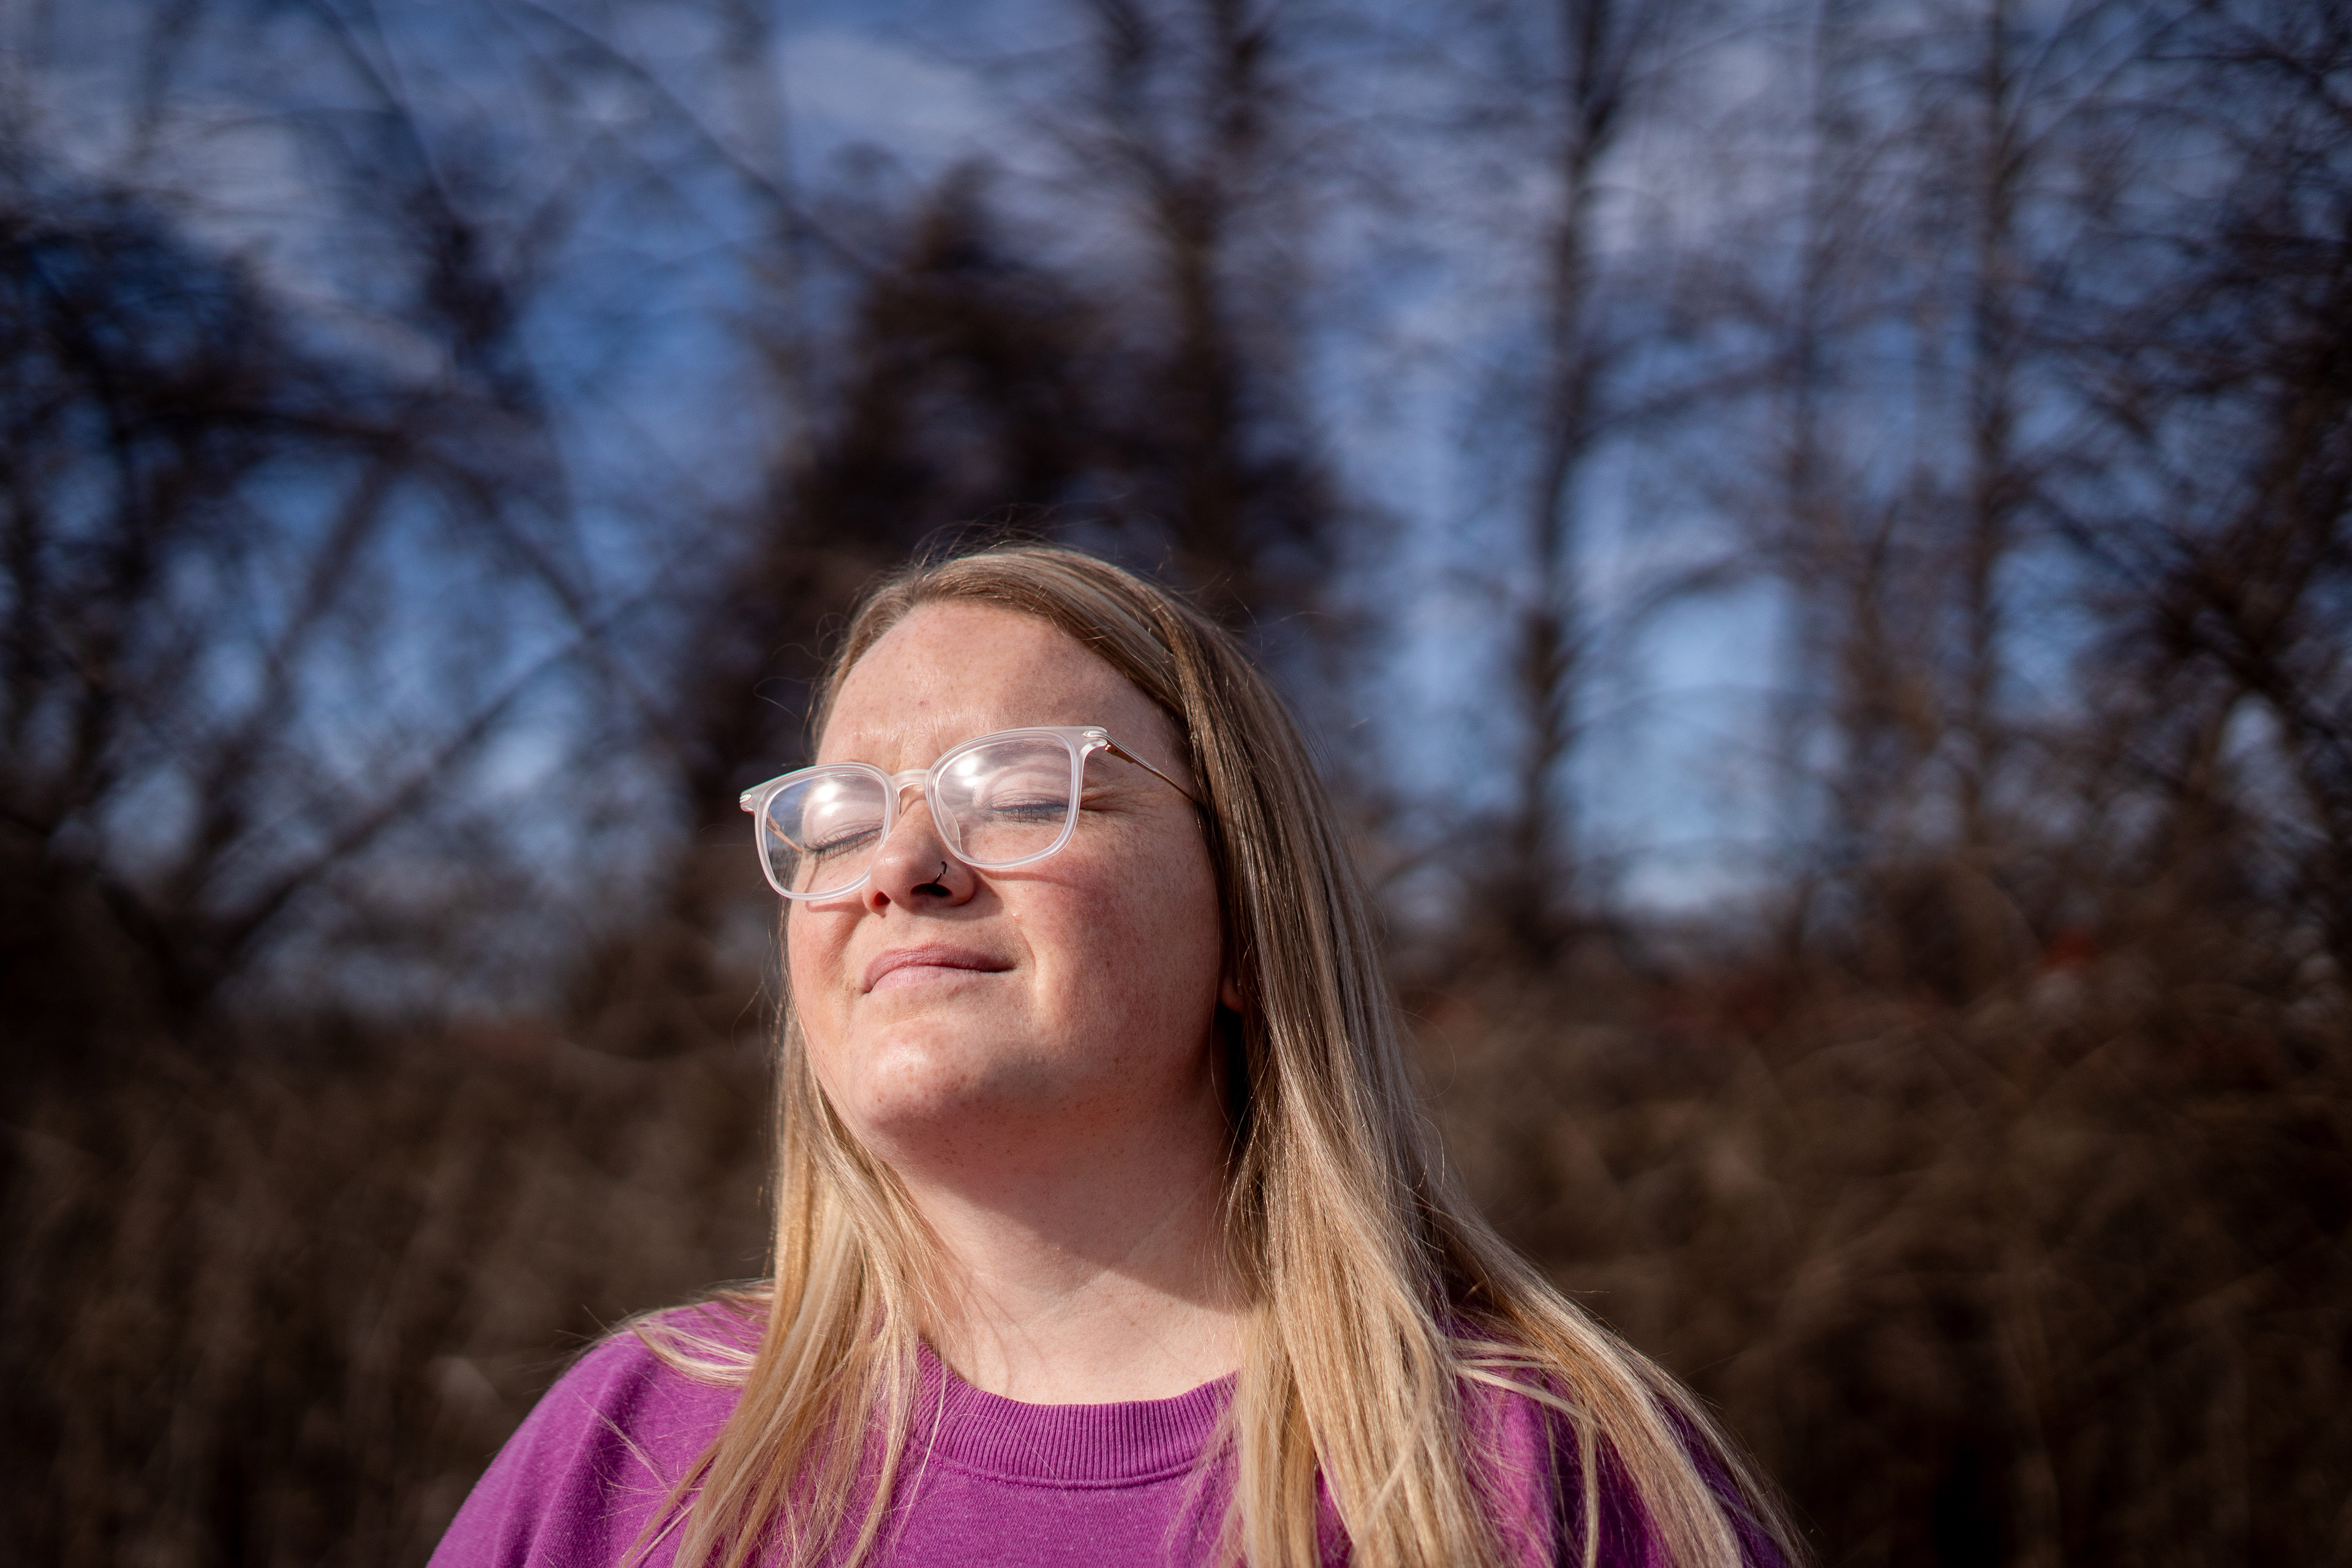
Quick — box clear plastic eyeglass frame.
[737,725,1200,901]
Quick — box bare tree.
[0,155,575,1072]
[1421,0,1726,968]
[1038,0,1347,641]
[1737,0,2166,995]
[2059,0,2352,981]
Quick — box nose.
[862,780,976,909]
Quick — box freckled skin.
[788,602,1234,1207]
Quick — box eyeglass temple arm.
[1101,739,1203,808]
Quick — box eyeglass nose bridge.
[875,765,960,862]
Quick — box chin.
[824,1025,1063,1142]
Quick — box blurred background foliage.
[2,0,2348,1563]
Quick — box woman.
[433,545,1799,1568]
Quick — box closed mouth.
[861,944,1011,993]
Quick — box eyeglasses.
[738,725,1199,901]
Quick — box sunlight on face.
[786,603,1227,1184]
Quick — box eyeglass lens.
[756,735,1080,897]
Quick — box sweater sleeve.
[428,1329,740,1568]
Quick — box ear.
[1219,968,1246,1014]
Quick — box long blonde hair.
[635,543,1799,1568]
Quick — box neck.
[891,1074,1250,1405]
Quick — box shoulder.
[428,1303,755,1568]
[1465,1371,1792,1568]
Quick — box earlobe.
[1219,970,1245,1013]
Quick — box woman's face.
[787,602,1231,1179]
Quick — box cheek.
[783,910,852,1033]
[1042,840,1225,1026]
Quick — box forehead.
[820,601,1170,764]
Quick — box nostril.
[912,861,950,896]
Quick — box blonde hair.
[633,543,1799,1568]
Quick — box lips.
[861,944,1011,993]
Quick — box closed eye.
[802,825,882,860]
[975,797,1067,819]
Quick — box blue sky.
[13,0,2000,933]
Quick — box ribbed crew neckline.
[914,1344,1235,1485]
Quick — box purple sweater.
[431,1311,1778,1567]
